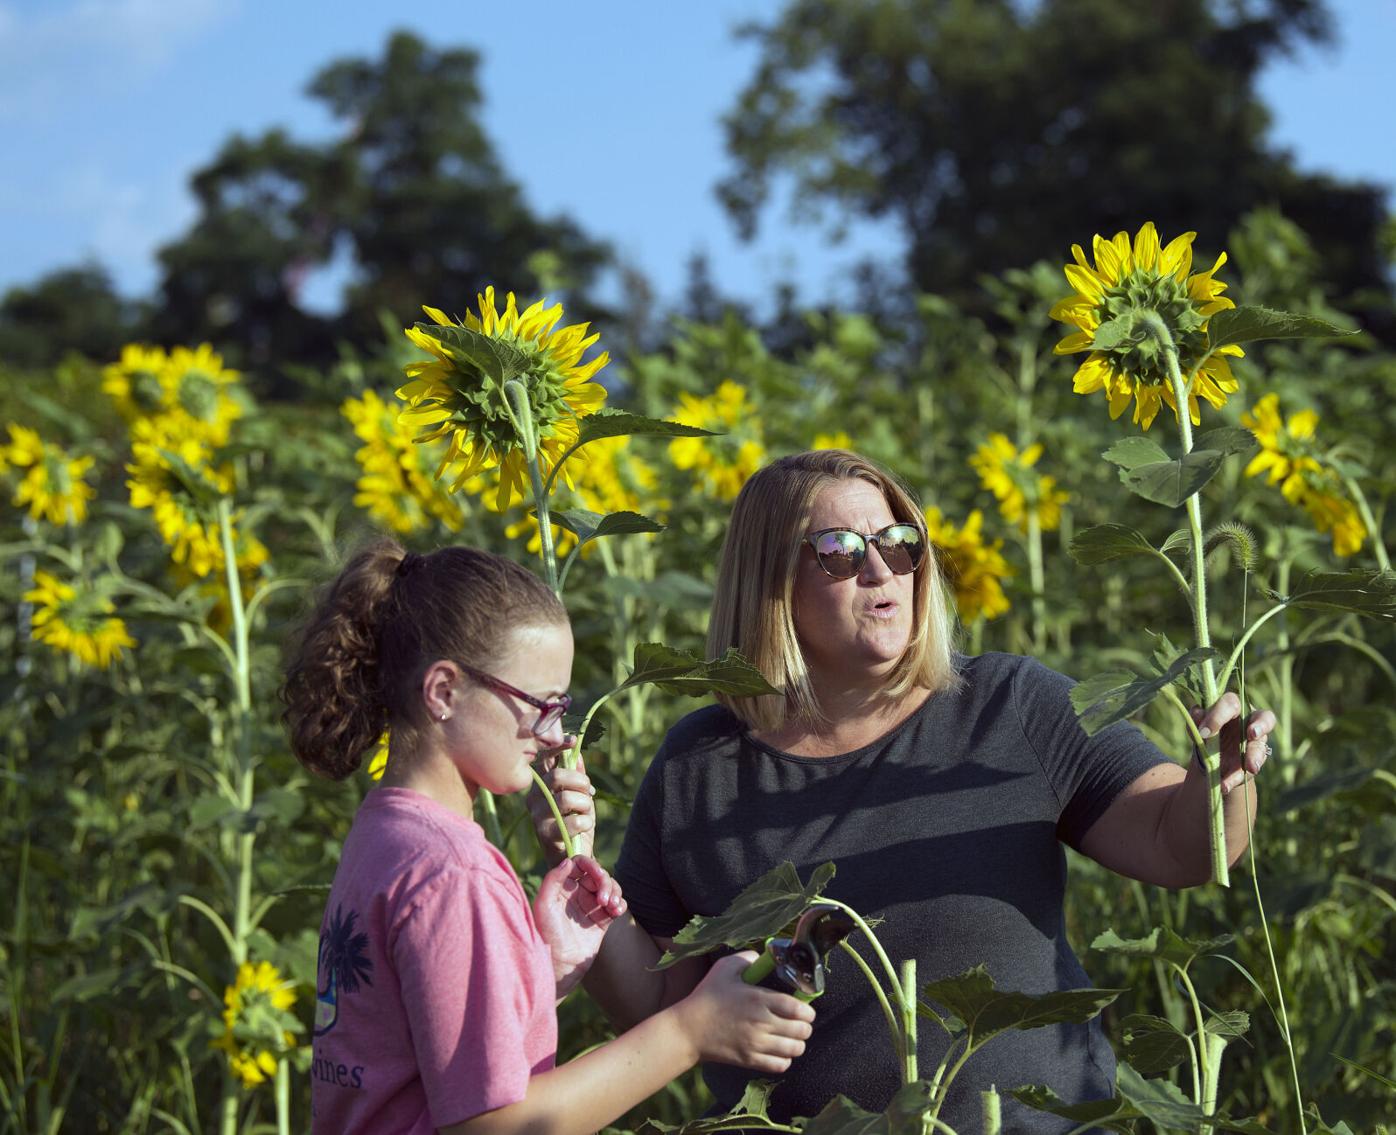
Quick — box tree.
[151,30,612,391]
[310,31,610,338]
[0,264,139,370]
[718,0,1392,331]
[149,129,342,376]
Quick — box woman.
[533,450,1272,1132]
[282,540,814,1135]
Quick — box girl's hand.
[534,855,626,1000]
[1191,692,1277,796]
[528,742,598,865]
[673,952,816,1075]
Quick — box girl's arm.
[439,953,813,1135]
[581,915,707,1030]
[528,757,707,1028]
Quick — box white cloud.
[0,0,234,120]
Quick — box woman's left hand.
[534,855,627,1000]
[1191,691,1277,796]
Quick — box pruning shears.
[740,903,857,1001]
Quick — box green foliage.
[658,862,837,968]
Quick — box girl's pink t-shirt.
[311,787,557,1134]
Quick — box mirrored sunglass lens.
[877,525,924,574]
[814,530,865,577]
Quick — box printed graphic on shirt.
[314,904,373,1037]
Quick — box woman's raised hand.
[528,742,598,865]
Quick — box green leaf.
[1102,436,1169,471]
[1160,529,1192,559]
[646,1080,782,1134]
[657,861,837,967]
[70,884,180,941]
[620,643,780,699]
[1193,427,1258,457]
[1207,1010,1250,1039]
[416,323,532,383]
[576,408,716,444]
[188,793,238,830]
[1114,1062,1208,1129]
[1092,926,1234,970]
[1119,449,1232,507]
[801,1082,937,1135]
[1266,569,1396,620]
[1120,1013,1191,1075]
[247,787,305,830]
[918,965,1122,1051]
[1275,766,1396,816]
[1206,305,1359,350]
[1069,647,1218,736]
[1069,524,1159,565]
[53,965,142,1003]
[1009,1084,1136,1131]
[1014,1068,1275,1134]
[1332,1053,1396,1093]
[551,508,665,544]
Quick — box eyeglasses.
[804,524,926,580]
[455,662,571,738]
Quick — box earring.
[439,712,448,723]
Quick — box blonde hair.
[707,449,960,731]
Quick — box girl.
[282,540,814,1135]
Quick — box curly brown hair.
[280,539,566,780]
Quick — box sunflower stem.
[1141,311,1230,888]
[504,379,560,595]
[1342,473,1391,571]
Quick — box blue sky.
[0,0,1391,316]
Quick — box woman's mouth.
[865,599,898,619]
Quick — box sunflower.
[24,570,136,669]
[812,430,853,451]
[574,435,663,519]
[969,433,1069,532]
[102,344,170,419]
[668,381,767,501]
[5,425,96,526]
[366,732,390,781]
[396,288,609,510]
[342,389,469,535]
[1241,393,1366,557]
[126,420,239,577]
[212,960,299,1089]
[103,342,244,445]
[924,507,1013,623]
[1050,222,1243,430]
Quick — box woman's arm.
[1077,692,1274,888]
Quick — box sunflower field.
[2,208,1394,1134]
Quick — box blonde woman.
[534,449,1273,1133]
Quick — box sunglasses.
[804,523,926,580]
[455,662,571,738]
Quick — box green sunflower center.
[439,338,578,452]
[178,370,220,422]
[132,370,165,412]
[1099,268,1208,385]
